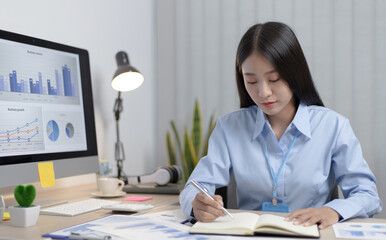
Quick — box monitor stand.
[122,183,184,195]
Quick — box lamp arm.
[114,91,123,121]
[113,91,126,181]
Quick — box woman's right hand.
[192,193,225,222]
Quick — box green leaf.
[181,154,189,183]
[201,113,217,158]
[14,184,36,207]
[191,99,202,157]
[171,121,183,160]
[166,132,176,166]
[184,128,198,177]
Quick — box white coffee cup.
[98,178,125,195]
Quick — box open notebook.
[190,212,320,238]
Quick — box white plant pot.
[8,205,40,227]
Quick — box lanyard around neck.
[262,128,299,202]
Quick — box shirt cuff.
[179,184,200,217]
[324,199,367,221]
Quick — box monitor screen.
[0,29,98,188]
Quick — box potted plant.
[166,99,217,182]
[8,184,40,227]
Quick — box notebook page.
[192,212,259,232]
[256,214,319,237]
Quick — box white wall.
[0,0,159,177]
[156,0,386,218]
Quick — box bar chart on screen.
[0,38,81,105]
[0,66,78,97]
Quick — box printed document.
[333,222,386,239]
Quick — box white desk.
[0,183,385,240]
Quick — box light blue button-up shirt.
[179,103,382,220]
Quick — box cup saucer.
[91,191,126,198]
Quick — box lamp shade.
[111,51,144,92]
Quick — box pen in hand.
[190,180,234,219]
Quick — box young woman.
[179,22,382,229]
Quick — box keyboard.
[40,198,118,216]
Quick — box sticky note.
[123,196,153,202]
[38,162,56,188]
[3,212,10,221]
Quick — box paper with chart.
[333,222,386,239]
[45,212,291,240]
[88,215,218,240]
[43,215,129,240]
[139,208,188,223]
[88,213,277,240]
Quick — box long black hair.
[235,22,324,108]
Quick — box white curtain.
[155,0,386,218]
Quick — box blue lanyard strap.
[262,128,299,201]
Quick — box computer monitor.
[0,29,98,188]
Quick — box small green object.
[14,184,36,207]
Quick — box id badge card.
[262,201,289,213]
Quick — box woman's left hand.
[285,207,340,229]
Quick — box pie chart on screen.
[65,123,74,138]
[46,120,59,142]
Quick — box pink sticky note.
[123,196,153,202]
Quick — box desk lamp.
[111,51,144,182]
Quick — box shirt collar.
[292,102,311,139]
[252,106,266,141]
[251,102,312,141]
